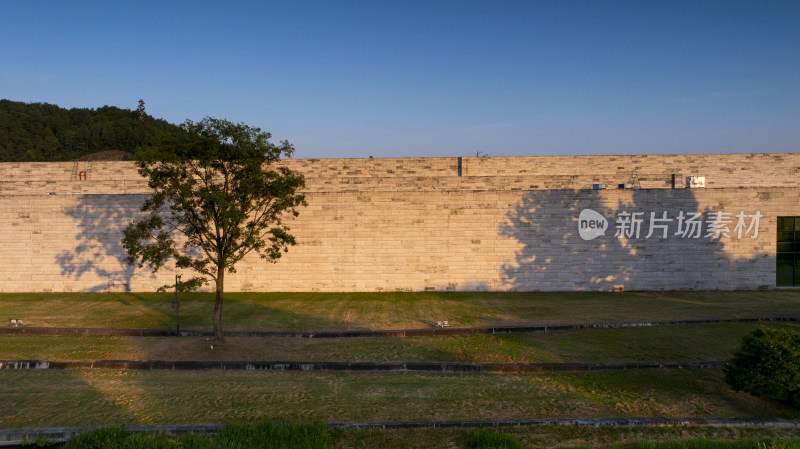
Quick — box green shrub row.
[53,422,329,449]
[23,425,800,449]
[566,440,800,449]
[467,429,800,449]
[466,428,526,448]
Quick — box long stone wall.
[0,153,797,292]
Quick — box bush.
[723,326,800,407]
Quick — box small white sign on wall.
[687,176,706,188]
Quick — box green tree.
[724,326,800,407]
[122,117,306,340]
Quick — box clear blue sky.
[2,1,798,159]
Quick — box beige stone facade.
[0,153,797,292]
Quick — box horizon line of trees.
[0,99,184,162]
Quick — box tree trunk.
[213,269,224,341]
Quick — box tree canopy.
[122,117,306,340]
[0,99,183,161]
[724,326,800,407]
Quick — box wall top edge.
[298,151,800,161]
[0,152,797,192]
[0,186,795,198]
[0,151,798,165]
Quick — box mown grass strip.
[3,322,796,364]
[7,428,800,449]
[562,439,800,449]
[2,291,799,332]
[4,418,800,447]
[467,428,527,449]
[53,421,330,449]
[2,316,798,338]
[0,359,727,373]
[3,368,799,430]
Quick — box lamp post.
[172,274,181,336]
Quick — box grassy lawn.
[2,291,800,448]
[335,427,800,449]
[0,290,798,331]
[41,425,800,449]
[1,368,797,430]
[27,424,800,449]
[2,322,799,363]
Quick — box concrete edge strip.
[2,418,799,446]
[0,316,797,338]
[0,359,727,373]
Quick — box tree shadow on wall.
[498,188,768,291]
[55,194,154,292]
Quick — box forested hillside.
[0,99,184,161]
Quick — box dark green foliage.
[466,429,526,449]
[58,422,330,448]
[44,430,800,449]
[60,427,180,448]
[122,117,306,340]
[0,99,183,161]
[215,421,329,448]
[561,439,800,449]
[724,326,800,407]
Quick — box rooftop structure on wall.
[0,152,798,293]
[1,152,799,195]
